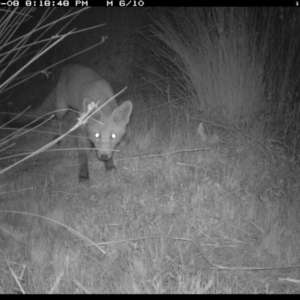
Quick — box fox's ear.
[83,98,96,114]
[112,101,133,125]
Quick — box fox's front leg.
[77,135,91,183]
[104,157,116,171]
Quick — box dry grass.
[1,89,300,293]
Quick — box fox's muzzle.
[96,150,112,162]
[99,154,109,161]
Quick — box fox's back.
[56,64,116,114]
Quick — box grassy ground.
[1,88,300,294]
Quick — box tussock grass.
[146,8,300,146]
[146,8,267,125]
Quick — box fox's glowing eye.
[111,133,117,140]
[95,132,100,138]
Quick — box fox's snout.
[96,150,116,171]
[98,153,110,162]
[96,147,112,162]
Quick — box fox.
[55,64,133,183]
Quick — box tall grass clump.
[148,8,266,125]
[146,9,262,125]
[148,8,300,145]
[261,8,300,149]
